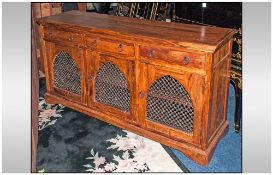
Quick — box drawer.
[86,36,135,57]
[139,45,206,70]
[44,28,83,46]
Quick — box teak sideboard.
[37,11,236,166]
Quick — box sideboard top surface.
[37,11,235,52]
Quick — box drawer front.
[139,45,206,70]
[44,28,83,46]
[86,36,135,57]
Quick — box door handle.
[117,43,123,52]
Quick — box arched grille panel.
[53,51,81,95]
[146,76,194,133]
[95,62,130,112]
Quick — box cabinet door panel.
[88,53,137,123]
[138,64,204,145]
[45,42,86,104]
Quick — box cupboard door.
[138,63,204,145]
[88,53,137,123]
[45,42,86,104]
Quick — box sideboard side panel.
[40,26,53,93]
[207,40,233,144]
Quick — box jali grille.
[53,51,81,95]
[95,62,130,112]
[146,76,194,133]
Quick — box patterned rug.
[36,78,183,172]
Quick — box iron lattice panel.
[95,62,130,112]
[53,51,81,95]
[147,76,194,133]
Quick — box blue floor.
[171,84,242,172]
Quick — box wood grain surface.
[37,11,235,52]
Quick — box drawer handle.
[68,35,74,41]
[183,56,190,65]
[149,49,155,58]
[118,43,123,52]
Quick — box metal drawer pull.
[182,56,190,65]
[118,43,123,52]
[68,35,74,41]
[149,49,155,58]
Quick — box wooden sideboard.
[37,11,235,166]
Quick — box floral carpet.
[36,78,183,172]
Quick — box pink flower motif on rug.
[104,163,116,171]
[38,97,65,131]
[94,156,106,167]
[113,137,135,151]
[39,109,56,119]
[93,168,105,172]
[83,132,150,172]
[115,159,136,172]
